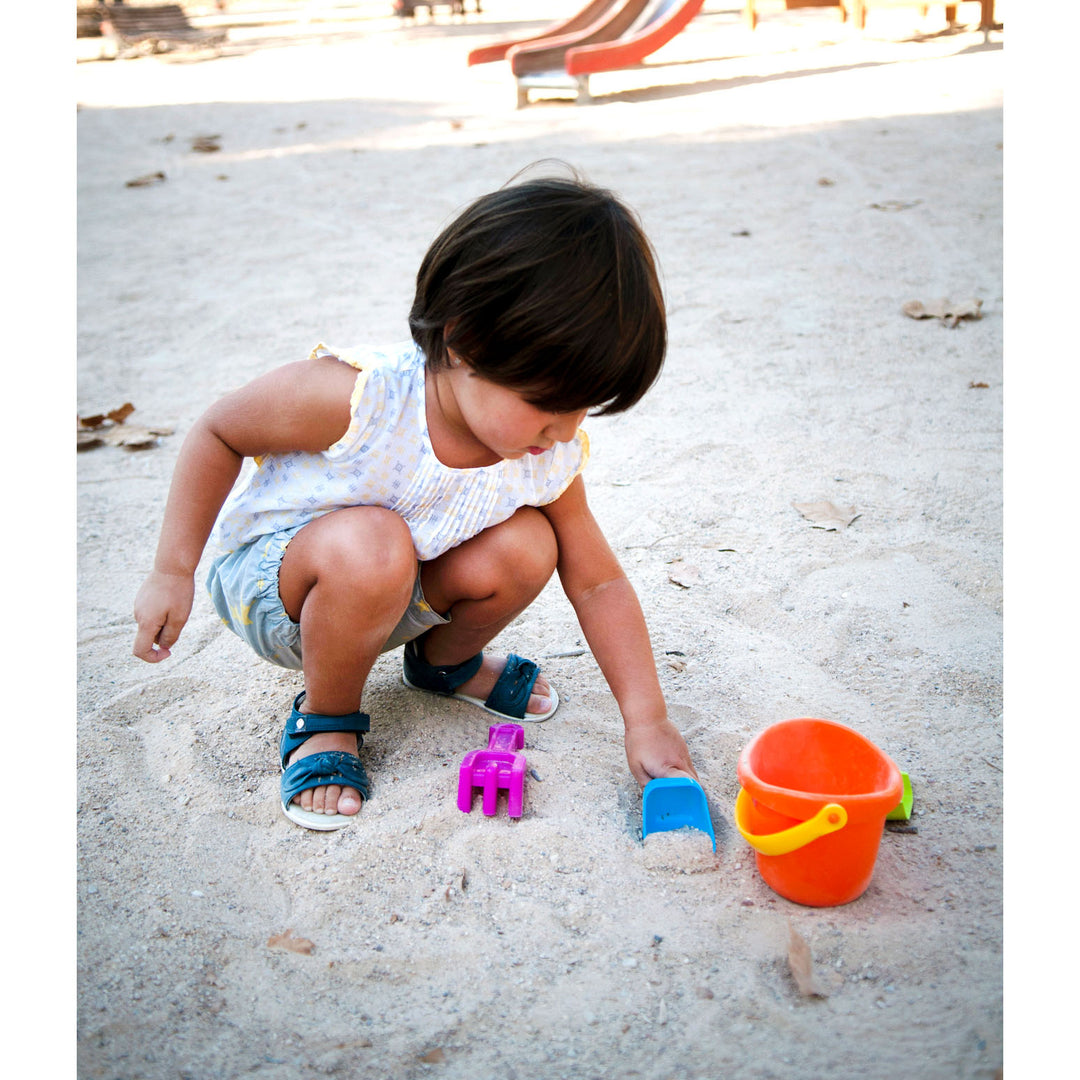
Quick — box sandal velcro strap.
[483,653,539,719]
[280,691,371,765]
[281,750,370,807]
[403,637,483,694]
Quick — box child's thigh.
[421,507,557,608]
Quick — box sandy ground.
[70,3,1007,1077]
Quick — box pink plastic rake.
[458,724,528,818]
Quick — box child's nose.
[545,410,587,443]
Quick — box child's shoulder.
[310,341,423,460]
[307,340,421,375]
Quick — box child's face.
[447,363,588,462]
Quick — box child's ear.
[443,320,468,368]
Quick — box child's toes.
[293,785,329,815]
[316,784,341,815]
[293,784,363,817]
[526,674,553,715]
[528,690,553,715]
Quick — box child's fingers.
[630,759,699,788]
[133,628,166,661]
[155,613,185,652]
[132,617,176,662]
[132,574,194,662]
[662,765,700,783]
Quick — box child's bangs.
[413,173,667,414]
[514,346,658,416]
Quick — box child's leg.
[418,507,559,714]
[278,506,416,816]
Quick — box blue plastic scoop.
[642,777,716,851]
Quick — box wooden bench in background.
[98,3,227,57]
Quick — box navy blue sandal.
[401,636,558,722]
[279,692,371,831]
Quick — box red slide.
[565,0,706,76]
[508,0,653,77]
[466,0,624,67]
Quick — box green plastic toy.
[886,772,914,821]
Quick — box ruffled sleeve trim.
[308,342,366,370]
[538,429,590,505]
[308,343,375,460]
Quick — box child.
[133,169,698,830]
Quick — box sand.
[73,3,1005,1077]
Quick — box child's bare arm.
[541,476,698,787]
[132,355,356,662]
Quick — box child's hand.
[132,570,195,663]
[624,717,699,790]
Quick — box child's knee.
[297,507,415,590]
[499,507,558,583]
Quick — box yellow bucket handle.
[734,788,848,856]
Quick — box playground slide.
[466,0,622,66]
[508,0,652,77]
[564,0,706,76]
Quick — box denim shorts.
[206,524,450,671]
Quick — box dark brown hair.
[409,170,666,415]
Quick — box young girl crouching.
[133,170,698,830]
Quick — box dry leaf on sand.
[787,923,828,997]
[420,1048,446,1063]
[868,198,922,211]
[77,404,174,451]
[191,134,222,153]
[125,171,166,188]
[792,501,859,530]
[267,929,315,955]
[79,403,136,428]
[902,297,983,327]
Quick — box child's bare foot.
[286,731,364,817]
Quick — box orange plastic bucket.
[735,718,902,907]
